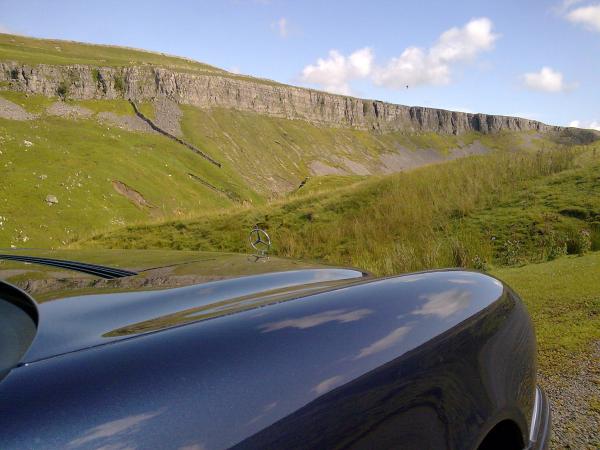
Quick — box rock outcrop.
[1,61,561,135]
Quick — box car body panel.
[23,268,366,362]
[0,265,536,450]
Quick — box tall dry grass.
[274,149,577,274]
[87,147,580,275]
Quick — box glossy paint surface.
[0,269,536,450]
[24,268,365,362]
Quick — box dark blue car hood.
[1,249,531,450]
[0,249,367,363]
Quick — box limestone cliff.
[0,61,561,135]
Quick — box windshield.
[0,283,37,381]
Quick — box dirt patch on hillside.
[47,102,93,119]
[338,157,371,175]
[153,97,182,137]
[99,112,155,133]
[379,147,443,173]
[310,160,347,176]
[448,141,489,159]
[521,132,543,147]
[0,96,36,120]
[112,180,155,209]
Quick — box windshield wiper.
[0,254,137,279]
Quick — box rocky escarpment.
[1,61,562,135]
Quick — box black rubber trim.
[0,255,137,279]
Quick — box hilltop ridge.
[0,33,582,136]
[1,60,563,136]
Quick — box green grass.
[4,88,554,249]
[0,33,226,74]
[0,89,55,114]
[0,33,287,87]
[492,252,600,374]
[84,144,599,273]
[0,97,265,248]
[178,106,559,197]
[74,98,135,115]
[291,175,369,196]
[136,101,156,120]
[461,150,600,264]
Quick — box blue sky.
[1,0,598,128]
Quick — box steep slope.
[84,144,600,273]
[0,91,265,247]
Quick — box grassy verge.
[492,252,600,374]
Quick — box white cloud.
[413,289,472,318]
[259,308,373,332]
[431,18,499,62]
[0,24,12,34]
[373,17,499,89]
[300,47,374,94]
[355,326,412,359]
[300,18,497,94]
[553,0,585,14]
[272,17,289,38]
[522,67,576,93]
[312,375,345,395]
[67,411,161,448]
[373,47,451,88]
[569,119,600,130]
[566,4,600,32]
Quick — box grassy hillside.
[2,32,593,249]
[83,143,600,272]
[0,91,266,247]
[177,106,535,196]
[2,86,567,248]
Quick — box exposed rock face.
[152,97,182,137]
[47,101,93,118]
[45,195,58,205]
[1,61,562,135]
[97,111,154,133]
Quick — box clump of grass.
[91,68,101,84]
[113,74,125,95]
[566,229,592,255]
[56,80,69,99]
